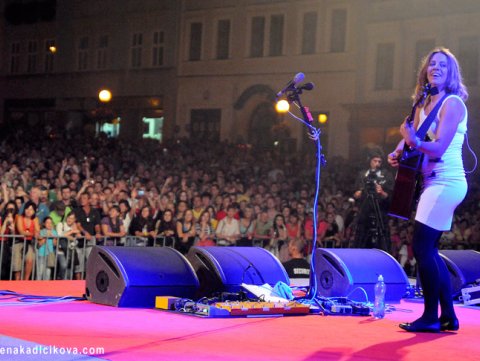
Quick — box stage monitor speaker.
[86,246,199,308]
[439,250,480,296]
[314,248,409,303]
[186,246,290,298]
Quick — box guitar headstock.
[422,83,439,99]
[422,83,433,101]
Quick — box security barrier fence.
[0,235,179,281]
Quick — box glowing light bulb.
[98,89,112,103]
[318,113,328,124]
[275,100,290,113]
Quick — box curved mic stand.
[282,87,326,300]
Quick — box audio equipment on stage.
[85,246,199,308]
[186,246,290,298]
[313,248,409,303]
[439,250,480,296]
[154,296,310,317]
[461,285,480,306]
[198,301,310,317]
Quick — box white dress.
[414,94,468,231]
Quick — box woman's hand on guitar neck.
[388,149,402,168]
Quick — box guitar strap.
[413,94,449,200]
[415,94,449,141]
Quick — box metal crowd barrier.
[0,234,179,281]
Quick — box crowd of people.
[0,126,478,280]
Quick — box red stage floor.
[0,281,478,361]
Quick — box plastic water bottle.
[373,274,386,319]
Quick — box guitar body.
[388,151,423,220]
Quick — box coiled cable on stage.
[0,290,86,306]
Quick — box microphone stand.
[283,87,326,300]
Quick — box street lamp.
[275,99,290,113]
[98,89,112,103]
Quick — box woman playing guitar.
[388,47,468,333]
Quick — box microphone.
[276,72,305,97]
[299,82,314,91]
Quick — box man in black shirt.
[73,192,101,279]
[282,238,310,280]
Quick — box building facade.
[1,0,479,160]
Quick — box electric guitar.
[388,84,435,220]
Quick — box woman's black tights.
[412,221,456,322]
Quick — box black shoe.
[440,317,459,331]
[399,319,441,333]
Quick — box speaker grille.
[96,270,109,293]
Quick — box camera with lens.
[363,170,378,195]
[363,170,386,196]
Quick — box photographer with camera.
[353,153,392,251]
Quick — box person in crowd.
[38,186,52,217]
[265,196,278,222]
[14,196,24,214]
[19,186,50,224]
[49,200,67,227]
[304,209,328,246]
[129,205,157,247]
[101,205,126,246]
[353,153,392,251]
[216,205,240,246]
[286,212,302,241]
[397,227,416,277]
[389,47,468,333]
[195,210,216,247]
[59,185,75,211]
[200,192,212,210]
[36,217,57,280]
[253,209,272,247]
[156,209,177,247]
[0,201,18,280]
[281,206,291,223]
[90,191,105,219]
[452,218,471,249]
[326,202,345,234]
[155,208,177,247]
[205,205,218,230]
[191,195,204,222]
[295,202,307,229]
[268,214,289,262]
[14,201,40,280]
[282,238,310,280]
[238,205,256,246]
[175,200,188,221]
[56,212,81,280]
[175,209,196,254]
[118,199,134,239]
[1,183,14,213]
[74,192,102,279]
[215,195,231,222]
[320,212,342,248]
